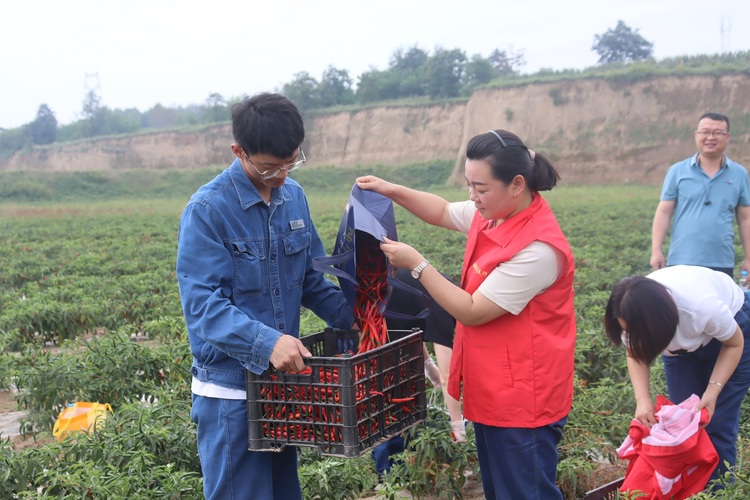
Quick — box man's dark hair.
[231,93,304,159]
[698,112,730,132]
[604,276,679,364]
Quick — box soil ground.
[0,389,39,448]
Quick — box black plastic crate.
[246,328,426,457]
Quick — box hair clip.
[487,130,507,147]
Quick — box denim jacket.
[176,159,352,390]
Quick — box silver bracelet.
[709,380,724,389]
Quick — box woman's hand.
[379,236,423,270]
[355,175,394,196]
[634,398,657,428]
[696,382,722,423]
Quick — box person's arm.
[626,352,657,427]
[650,200,675,270]
[378,236,508,326]
[696,325,744,419]
[736,205,750,275]
[177,203,284,374]
[356,175,458,231]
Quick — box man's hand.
[649,250,666,271]
[741,257,750,279]
[269,334,312,373]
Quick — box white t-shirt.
[648,265,744,355]
[448,200,560,315]
[192,378,246,400]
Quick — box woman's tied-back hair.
[467,129,560,191]
[231,92,304,159]
[604,276,679,365]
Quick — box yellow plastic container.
[52,402,112,441]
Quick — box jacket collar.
[228,158,291,210]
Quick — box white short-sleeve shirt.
[448,200,560,315]
[646,265,744,355]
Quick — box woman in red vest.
[356,129,576,500]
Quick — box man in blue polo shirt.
[650,112,750,278]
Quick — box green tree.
[356,68,401,103]
[318,66,355,107]
[282,71,320,112]
[390,46,428,97]
[488,47,525,76]
[80,90,103,137]
[592,20,654,64]
[424,47,467,99]
[202,93,228,123]
[464,55,496,91]
[27,104,57,145]
[0,126,27,157]
[142,103,182,129]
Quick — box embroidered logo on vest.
[471,262,489,277]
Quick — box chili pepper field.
[1,164,750,499]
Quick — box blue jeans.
[474,417,566,500]
[371,436,405,476]
[190,395,302,500]
[662,293,750,481]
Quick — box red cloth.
[447,195,576,427]
[617,395,719,499]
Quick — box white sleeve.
[448,201,476,234]
[696,295,739,342]
[477,241,561,315]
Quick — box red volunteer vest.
[447,194,576,427]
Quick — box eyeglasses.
[695,129,729,138]
[243,149,306,180]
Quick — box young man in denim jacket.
[177,92,352,500]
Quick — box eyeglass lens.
[697,130,727,138]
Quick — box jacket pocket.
[232,241,266,296]
[283,231,311,290]
[501,345,515,388]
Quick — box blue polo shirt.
[662,154,750,268]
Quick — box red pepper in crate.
[353,232,389,353]
[247,327,427,456]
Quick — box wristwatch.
[410,259,430,279]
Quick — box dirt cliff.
[452,74,750,185]
[2,74,748,185]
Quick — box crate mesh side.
[247,328,426,457]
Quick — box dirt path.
[0,389,39,448]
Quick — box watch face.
[411,269,419,279]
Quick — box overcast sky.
[1,0,748,129]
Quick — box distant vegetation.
[1,35,748,162]
[0,159,455,204]
[488,51,750,88]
